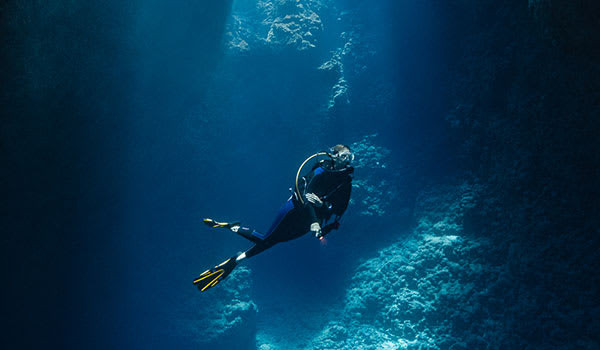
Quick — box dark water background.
[2,0,598,349]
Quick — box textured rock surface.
[226,0,328,52]
[183,266,258,349]
[349,134,395,217]
[309,179,599,350]
[307,184,508,350]
[264,1,323,49]
[318,31,355,110]
[439,2,600,346]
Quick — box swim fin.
[203,218,240,230]
[193,256,237,292]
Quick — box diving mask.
[332,150,354,163]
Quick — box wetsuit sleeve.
[306,202,319,224]
[297,168,321,224]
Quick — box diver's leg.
[204,218,266,244]
[263,205,311,243]
[230,198,296,244]
[236,243,271,262]
[231,225,267,244]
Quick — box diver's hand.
[305,193,323,207]
[310,222,322,238]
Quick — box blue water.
[3,0,599,349]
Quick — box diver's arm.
[305,200,319,224]
[304,195,324,237]
[307,206,322,237]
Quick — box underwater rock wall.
[307,184,510,350]
[350,134,410,218]
[307,0,600,349]
[442,6,600,346]
[309,175,598,350]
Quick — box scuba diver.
[193,144,354,292]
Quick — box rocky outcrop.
[307,183,509,350]
[443,6,600,342]
[226,0,327,52]
[310,154,598,349]
[264,2,323,50]
[318,32,355,110]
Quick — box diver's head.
[329,144,354,169]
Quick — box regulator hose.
[295,152,331,205]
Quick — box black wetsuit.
[235,161,353,258]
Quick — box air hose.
[295,152,331,205]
